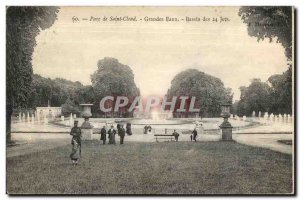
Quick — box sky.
[32,6,289,100]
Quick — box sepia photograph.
[6,6,294,195]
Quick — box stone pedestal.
[81,118,94,140]
[81,128,93,140]
[220,126,233,140]
[219,118,233,141]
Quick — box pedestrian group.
[70,120,204,166]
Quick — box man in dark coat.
[192,128,197,142]
[126,123,132,135]
[172,129,179,142]
[117,123,121,133]
[119,125,126,144]
[144,125,148,134]
[100,125,107,144]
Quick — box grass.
[7,141,293,195]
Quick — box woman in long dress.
[108,125,116,144]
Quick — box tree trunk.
[6,103,13,142]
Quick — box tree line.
[233,66,292,116]
[6,6,293,142]
[23,57,140,117]
[232,7,293,116]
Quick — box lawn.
[6,141,293,195]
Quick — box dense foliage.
[235,67,292,116]
[61,98,81,116]
[268,66,292,114]
[27,57,140,117]
[237,7,293,116]
[27,74,86,116]
[236,79,272,116]
[239,6,292,60]
[166,69,233,117]
[6,6,59,140]
[91,57,140,117]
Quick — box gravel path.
[8,119,294,158]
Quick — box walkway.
[8,119,294,157]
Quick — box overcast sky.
[32,7,288,100]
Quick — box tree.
[236,67,292,116]
[6,7,59,141]
[239,6,292,60]
[28,74,54,107]
[237,79,272,116]
[61,98,80,116]
[268,66,292,114]
[74,85,95,105]
[166,69,233,117]
[231,100,239,115]
[238,7,293,116]
[91,57,140,117]
[53,78,84,104]
[29,74,96,109]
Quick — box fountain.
[18,112,22,122]
[128,109,176,125]
[270,113,274,123]
[37,111,40,123]
[44,112,48,124]
[27,112,30,123]
[252,111,255,118]
[34,111,37,122]
[279,114,282,122]
[283,114,287,123]
[69,113,73,126]
[22,113,25,122]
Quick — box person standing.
[117,123,121,133]
[172,129,179,142]
[100,125,107,145]
[144,125,148,134]
[70,120,81,166]
[148,125,152,134]
[108,125,116,144]
[126,123,132,135]
[119,125,125,144]
[192,128,198,142]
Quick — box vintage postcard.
[6,6,294,195]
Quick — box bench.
[154,134,176,142]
